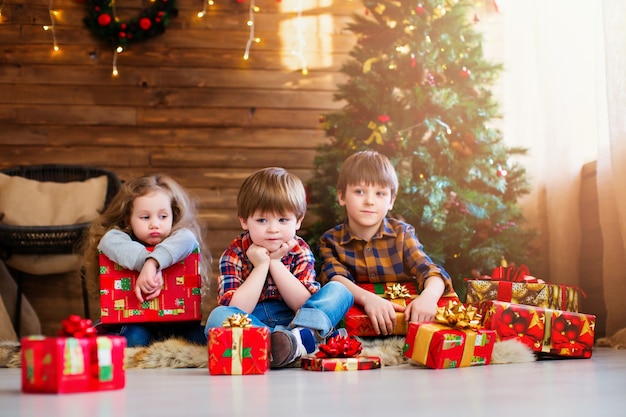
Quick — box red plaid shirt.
[217,231,319,306]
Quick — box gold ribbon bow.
[434,301,482,331]
[384,283,412,300]
[364,121,387,145]
[222,313,252,328]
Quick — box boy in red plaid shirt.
[205,167,353,368]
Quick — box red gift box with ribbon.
[465,264,582,312]
[99,248,202,324]
[208,314,270,375]
[300,336,382,372]
[403,302,496,369]
[342,281,461,336]
[21,315,126,393]
[481,300,595,358]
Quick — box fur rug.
[596,328,626,349]
[0,337,534,369]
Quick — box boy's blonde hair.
[337,150,399,198]
[237,167,307,220]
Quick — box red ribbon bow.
[315,336,362,358]
[490,264,545,283]
[58,315,97,338]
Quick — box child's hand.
[246,243,270,266]
[363,293,405,336]
[404,291,439,323]
[269,238,297,261]
[135,259,162,302]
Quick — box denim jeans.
[102,322,207,348]
[204,281,353,340]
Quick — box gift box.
[99,248,202,324]
[301,335,381,372]
[481,300,595,358]
[342,282,461,336]
[403,303,495,369]
[21,316,125,393]
[208,314,270,375]
[301,356,382,371]
[465,264,582,312]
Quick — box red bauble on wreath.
[84,0,178,48]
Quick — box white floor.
[1,348,625,417]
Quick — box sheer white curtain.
[597,0,626,336]
[494,0,626,335]
[500,0,601,282]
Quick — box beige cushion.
[0,173,108,275]
[5,254,81,276]
[0,173,108,226]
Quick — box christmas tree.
[308,0,538,296]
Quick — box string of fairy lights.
[42,0,59,52]
[1,0,310,76]
[2,0,495,77]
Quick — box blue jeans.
[98,322,207,348]
[204,281,353,339]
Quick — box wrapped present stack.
[466,262,595,359]
[301,336,381,372]
[481,300,595,358]
[99,248,202,324]
[341,281,461,336]
[21,315,126,394]
[466,263,581,312]
[208,313,270,375]
[404,302,496,369]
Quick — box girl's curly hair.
[80,173,212,298]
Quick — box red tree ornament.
[97,13,111,26]
[139,17,152,30]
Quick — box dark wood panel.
[0,125,329,148]
[5,104,137,125]
[2,84,339,110]
[0,44,351,71]
[152,148,318,169]
[138,107,327,128]
[0,67,348,90]
[0,147,150,168]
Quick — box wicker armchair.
[0,164,121,334]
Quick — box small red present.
[343,282,461,336]
[481,300,595,358]
[208,314,270,375]
[465,264,583,312]
[99,248,202,324]
[21,316,126,393]
[301,335,381,372]
[403,302,496,369]
[301,356,382,371]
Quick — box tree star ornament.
[84,0,178,49]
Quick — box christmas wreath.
[84,0,178,48]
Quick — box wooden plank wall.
[0,0,361,335]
